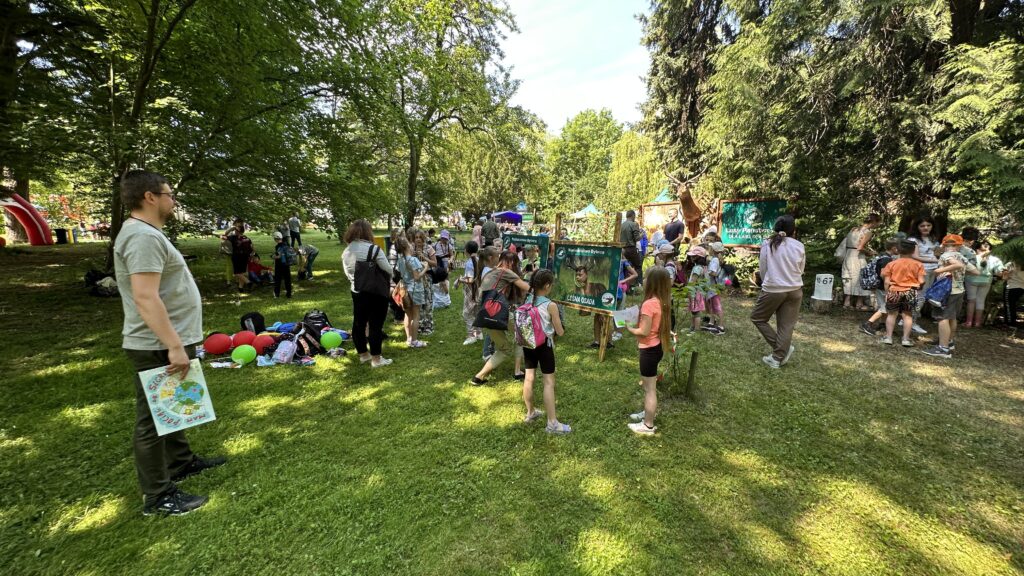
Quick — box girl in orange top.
[625,266,673,435]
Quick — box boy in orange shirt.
[881,240,926,346]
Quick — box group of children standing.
[858,229,1008,359]
[452,236,678,436]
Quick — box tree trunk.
[5,177,29,242]
[949,0,981,46]
[104,167,127,271]
[405,140,421,228]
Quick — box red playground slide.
[1,193,54,245]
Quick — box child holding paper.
[625,266,673,435]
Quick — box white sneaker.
[628,421,657,435]
[762,355,781,368]
[881,336,893,345]
[781,345,795,365]
[901,339,913,347]
[911,323,928,335]
[462,337,477,346]
[371,358,393,368]
[629,410,645,422]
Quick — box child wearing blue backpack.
[518,269,569,434]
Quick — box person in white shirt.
[750,215,805,368]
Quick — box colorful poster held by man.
[552,243,622,312]
[140,359,217,436]
[503,233,550,269]
[718,199,788,246]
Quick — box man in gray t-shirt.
[113,170,225,516]
[288,213,302,247]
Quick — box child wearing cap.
[923,234,969,358]
[272,231,293,298]
[685,246,709,333]
[704,242,727,334]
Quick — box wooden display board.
[551,213,625,361]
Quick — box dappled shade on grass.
[1,232,1023,575]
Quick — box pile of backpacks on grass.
[198,309,348,367]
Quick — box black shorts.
[638,346,664,378]
[231,255,248,275]
[523,342,556,374]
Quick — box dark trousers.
[290,230,301,247]
[352,290,389,356]
[623,246,643,283]
[1006,286,1023,327]
[274,262,292,297]
[303,253,317,278]
[124,346,197,502]
[750,288,803,362]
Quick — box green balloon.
[231,344,257,365]
[320,331,342,350]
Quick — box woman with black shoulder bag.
[342,219,394,368]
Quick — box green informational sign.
[552,243,622,312]
[521,213,535,227]
[502,233,549,268]
[719,199,788,246]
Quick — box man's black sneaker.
[922,345,952,359]
[859,321,877,336]
[171,455,227,482]
[143,487,208,516]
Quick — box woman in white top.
[750,215,805,369]
[341,219,394,368]
[1002,256,1024,328]
[841,214,881,310]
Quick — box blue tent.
[570,203,601,218]
[492,211,522,224]
[652,187,675,203]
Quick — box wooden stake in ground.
[597,312,613,362]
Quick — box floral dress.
[841,227,870,296]
[417,244,436,333]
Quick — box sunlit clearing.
[237,394,298,418]
[56,402,114,429]
[48,496,126,535]
[223,433,263,456]
[797,481,1015,574]
[573,528,633,574]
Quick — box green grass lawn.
[2,231,1023,575]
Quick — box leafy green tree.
[601,130,662,213]
[543,108,623,216]
[348,0,516,227]
[425,106,547,218]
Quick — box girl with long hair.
[395,237,428,349]
[410,228,437,335]
[457,240,482,345]
[750,215,805,369]
[625,266,673,435]
[520,269,570,434]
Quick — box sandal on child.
[524,409,543,423]
[545,421,572,435]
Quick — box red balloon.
[252,334,275,355]
[204,333,232,355]
[232,330,256,348]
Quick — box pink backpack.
[514,297,548,349]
